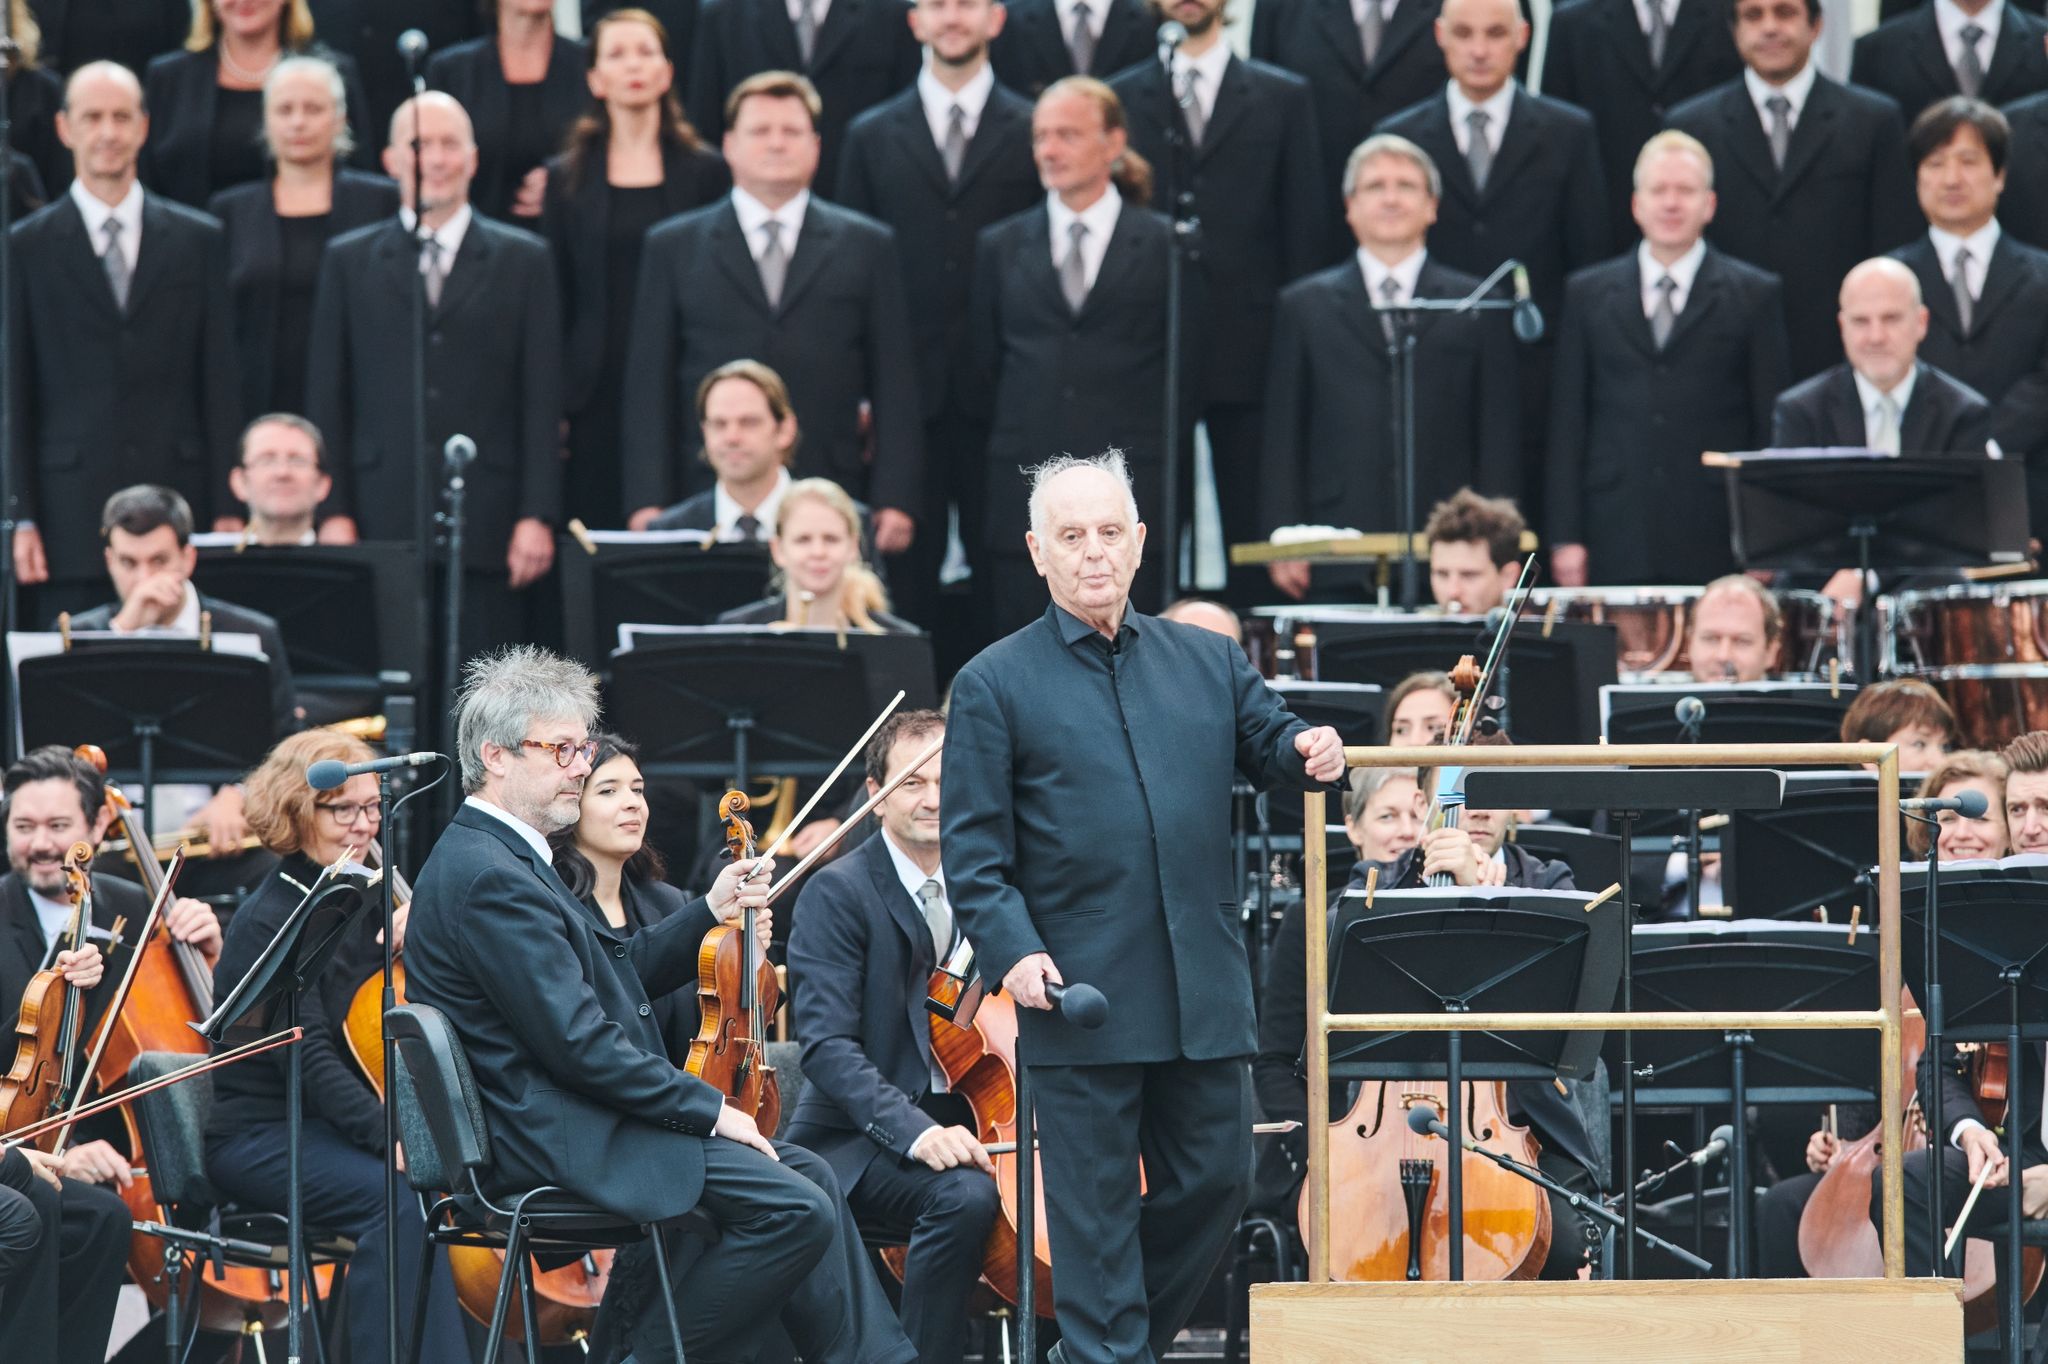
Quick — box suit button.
[638,1004,652,1017]
[613,945,627,957]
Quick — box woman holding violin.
[202,728,470,1364]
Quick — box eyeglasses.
[519,738,599,768]
[314,800,381,827]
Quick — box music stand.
[555,536,771,669]
[1601,682,1857,746]
[15,641,274,837]
[1323,887,1625,1278]
[1509,825,1623,898]
[1619,921,1882,1277]
[1722,772,1880,920]
[196,861,378,1364]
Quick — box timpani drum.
[1882,582,2048,745]
[1525,587,1697,680]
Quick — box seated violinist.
[784,709,1000,1364]
[203,728,471,1364]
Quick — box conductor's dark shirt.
[942,602,1318,1067]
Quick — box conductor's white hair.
[455,646,601,793]
[1025,449,1140,538]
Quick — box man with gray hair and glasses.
[943,452,1346,1364]
[406,645,915,1364]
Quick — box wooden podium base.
[1251,1278,1962,1363]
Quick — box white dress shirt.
[1743,60,1819,135]
[400,203,473,280]
[1354,0,1402,27]
[1929,218,2001,302]
[731,186,810,261]
[464,795,556,865]
[917,60,996,148]
[1638,238,1707,317]
[1854,366,1918,451]
[1634,0,1674,35]
[713,467,793,542]
[1934,0,2004,71]
[1047,185,1122,287]
[787,0,833,29]
[1447,80,1515,158]
[1172,40,1233,126]
[70,178,143,277]
[1358,246,1427,303]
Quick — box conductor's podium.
[1250,1278,1962,1363]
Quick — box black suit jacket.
[2003,92,2048,251]
[1771,359,1995,454]
[606,876,719,1067]
[1924,1039,2047,1157]
[836,82,1042,418]
[622,197,923,516]
[1851,4,2048,120]
[943,604,1317,1066]
[1260,256,1521,535]
[1545,247,1789,583]
[142,48,376,208]
[0,870,142,1039]
[208,169,401,418]
[784,831,950,1192]
[540,143,732,415]
[988,0,1158,97]
[8,65,69,200]
[65,593,299,739]
[305,215,563,564]
[1109,54,1326,403]
[28,0,189,76]
[8,192,242,585]
[304,0,488,156]
[685,0,920,200]
[1666,73,1918,380]
[405,803,729,1222]
[1543,0,1742,246]
[427,35,592,221]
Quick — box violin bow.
[738,689,906,884]
[765,731,946,907]
[3,1028,303,1150]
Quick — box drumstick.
[1945,1158,1999,1260]
[737,690,905,886]
[764,732,946,906]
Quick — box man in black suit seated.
[1542,0,1743,248]
[225,413,349,547]
[305,90,563,659]
[624,72,923,566]
[990,0,1157,98]
[1666,0,1918,381]
[404,645,915,1364]
[1546,131,1790,587]
[1377,0,1609,525]
[1110,0,1324,605]
[9,62,242,623]
[785,708,1001,1364]
[648,359,800,541]
[839,0,1043,628]
[1261,132,1519,602]
[1852,0,2048,122]
[1891,97,2048,533]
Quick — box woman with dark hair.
[540,7,726,526]
[142,0,372,207]
[427,0,587,220]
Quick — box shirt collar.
[712,467,791,539]
[1446,79,1515,135]
[1357,246,1428,301]
[1744,61,1818,121]
[1055,0,1097,32]
[464,795,555,865]
[1174,38,1233,92]
[918,59,995,130]
[70,178,142,242]
[400,203,473,258]
[731,185,811,241]
[1047,183,1122,243]
[1854,364,1918,419]
[1637,237,1707,293]
[880,827,945,901]
[1050,600,1142,648]
[172,581,202,636]
[1929,218,2001,272]
[1935,0,2003,48]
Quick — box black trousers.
[1200,401,1269,607]
[1758,1170,1823,1279]
[882,406,990,634]
[0,1154,127,1364]
[1030,1056,1252,1364]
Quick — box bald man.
[305,91,563,660]
[1771,256,1993,454]
[9,61,241,620]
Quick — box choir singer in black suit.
[2000,86,2048,247]
[622,71,924,557]
[1260,132,1519,602]
[9,62,242,621]
[1850,0,2048,123]
[1665,0,1918,380]
[838,0,1042,628]
[786,708,1001,1364]
[943,452,1345,1364]
[1546,131,1790,587]
[989,0,1155,98]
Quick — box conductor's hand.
[1961,1123,2008,1187]
[909,1124,995,1174]
[507,518,555,589]
[1268,560,1310,600]
[1805,1128,1841,1174]
[1295,725,1345,783]
[1418,827,1486,886]
[1551,543,1588,587]
[1005,952,1061,1011]
[713,1103,779,1159]
[708,856,775,935]
[13,525,47,585]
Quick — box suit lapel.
[776,203,840,313]
[1020,2,1076,81]
[53,198,121,320]
[1331,260,1391,356]
[890,95,953,196]
[861,838,938,1075]
[1905,8,1960,102]
[955,91,1025,192]
[1773,78,1839,202]
[1371,0,1435,80]
[1600,0,1657,91]
[1078,205,1142,321]
[1826,366,1865,444]
[0,877,50,988]
[1662,249,1723,353]
[809,0,864,74]
[1717,85,1780,199]
[124,196,183,318]
[711,202,775,311]
[1983,14,2029,99]
[1607,256,1658,359]
[1412,94,1477,209]
[1313,0,1370,81]
[1093,0,1140,74]
[1905,237,1966,339]
[1656,0,1711,89]
[1900,363,1939,452]
[1483,90,1544,201]
[755,0,807,69]
[1197,56,1252,159]
[434,218,495,321]
[1970,235,2025,334]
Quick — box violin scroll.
[718,790,758,861]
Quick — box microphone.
[1901,788,1991,817]
[397,29,429,63]
[1510,263,1544,343]
[1045,981,1108,1029]
[1156,18,1188,61]
[1407,1103,1449,1140]
[1675,695,1706,739]
[308,752,445,791]
[443,433,477,472]
[1688,1124,1736,1167]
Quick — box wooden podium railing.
[1302,742,1906,1281]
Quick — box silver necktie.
[420,236,446,308]
[1765,93,1792,171]
[1378,273,1400,342]
[1650,273,1677,349]
[1060,219,1089,312]
[917,878,950,958]
[758,218,789,308]
[1871,392,1901,455]
[1957,22,1986,98]
[1952,245,1975,335]
[101,218,130,310]
[796,0,819,64]
[1069,0,1095,73]
[942,103,968,182]
[1466,109,1493,191]
[1360,0,1385,65]
[1181,68,1206,147]
[1645,0,1669,67]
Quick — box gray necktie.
[1069,0,1095,73]
[1181,68,1206,147]
[1466,109,1493,191]
[1060,219,1089,312]
[1378,272,1400,342]
[101,218,130,310]
[796,0,819,64]
[1645,0,1669,68]
[1765,93,1792,170]
[1871,392,1902,454]
[758,218,789,308]
[1360,0,1385,66]
[420,236,447,308]
[735,512,761,541]
[917,877,950,958]
[1957,22,1986,97]
[942,102,968,181]
[1651,273,1677,349]
[1952,245,1975,335]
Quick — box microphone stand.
[1906,811,1947,1271]
[438,438,471,747]
[403,43,434,771]
[1680,707,1703,918]
[1157,44,1199,611]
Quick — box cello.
[685,790,782,1135]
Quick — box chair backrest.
[764,1040,806,1117]
[384,1003,491,1194]
[127,1051,220,1211]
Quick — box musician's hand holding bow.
[55,944,103,990]
[1006,952,1061,1010]
[1961,1123,2008,1187]
[1295,725,1345,783]
[708,855,776,953]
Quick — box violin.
[0,843,96,1148]
[685,791,782,1135]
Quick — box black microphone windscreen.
[1512,299,1544,344]
[1953,787,1990,819]
[306,759,349,791]
[1058,982,1108,1029]
[1406,1103,1438,1135]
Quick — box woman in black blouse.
[142,0,372,207]
[28,0,186,78]
[427,0,587,221]
[209,54,397,419]
[5,2,67,200]
[541,6,727,527]
[203,728,469,1364]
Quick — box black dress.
[271,213,331,415]
[36,0,187,76]
[580,875,717,1064]
[206,85,268,200]
[566,182,667,527]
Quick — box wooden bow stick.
[3,1028,302,1150]
[737,690,906,887]
[765,731,946,907]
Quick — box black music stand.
[1722,772,1881,921]
[1601,682,1857,746]
[196,860,377,1364]
[555,536,772,668]
[1510,825,1623,897]
[15,641,274,837]
[1323,887,1626,1278]
[1898,860,2048,1358]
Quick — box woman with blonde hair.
[3,0,65,203]
[719,478,918,635]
